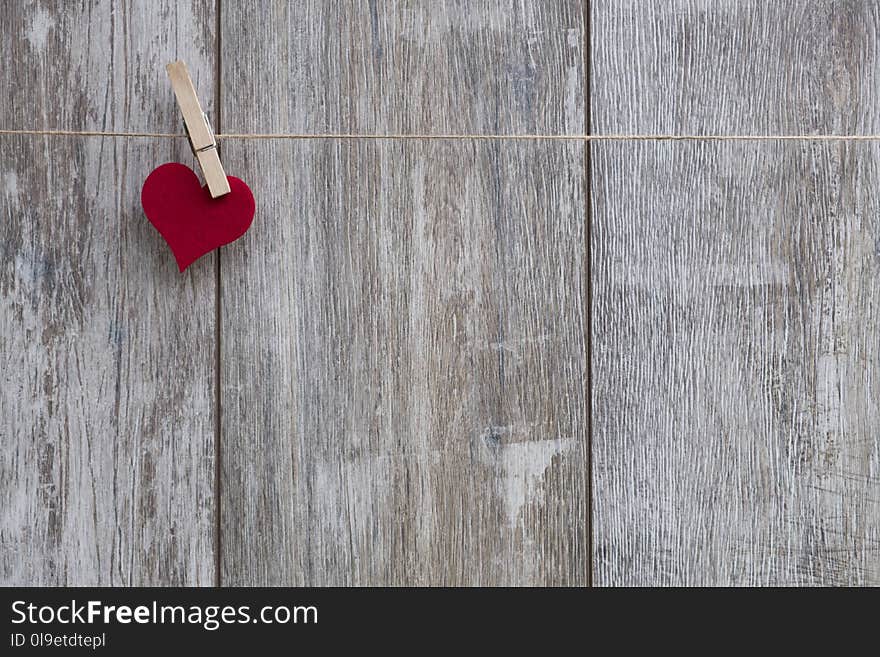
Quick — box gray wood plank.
[222,0,584,135]
[593,0,880,135]
[0,1,217,585]
[220,2,587,585]
[592,1,880,585]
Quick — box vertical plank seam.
[213,0,223,588]
[583,0,594,588]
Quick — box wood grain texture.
[594,0,880,135]
[222,0,584,134]
[0,1,217,585]
[220,1,587,585]
[592,1,880,585]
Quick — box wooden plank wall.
[219,1,588,586]
[592,1,880,585]
[2,0,878,587]
[0,1,217,585]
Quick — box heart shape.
[141,163,255,271]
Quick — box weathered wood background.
[1,0,217,586]
[1,1,877,586]
[592,0,880,585]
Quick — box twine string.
[2,128,880,141]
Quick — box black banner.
[0,587,871,652]
[2,587,590,652]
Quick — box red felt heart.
[141,163,255,272]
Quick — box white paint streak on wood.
[25,7,54,52]
[481,435,573,529]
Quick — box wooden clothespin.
[165,60,230,198]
